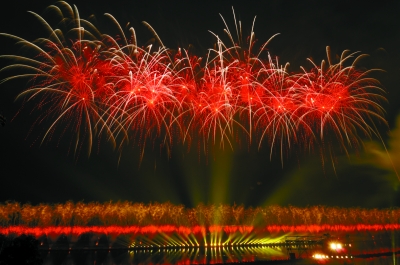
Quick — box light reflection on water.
[40,247,400,265]
[41,246,287,265]
[38,232,400,264]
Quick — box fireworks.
[0,202,399,248]
[1,201,399,228]
[0,2,387,157]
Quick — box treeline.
[0,201,399,227]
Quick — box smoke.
[353,113,400,186]
[260,115,400,208]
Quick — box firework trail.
[0,2,387,159]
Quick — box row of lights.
[128,242,281,248]
[313,254,353,259]
[42,240,323,250]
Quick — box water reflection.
[33,231,400,264]
[41,245,287,265]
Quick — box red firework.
[290,48,386,152]
[0,2,387,158]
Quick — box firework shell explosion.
[0,202,399,255]
[0,2,387,158]
[1,202,399,238]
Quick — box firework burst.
[290,48,387,155]
[0,2,387,160]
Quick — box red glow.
[1,224,399,238]
[1,1,386,157]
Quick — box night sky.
[0,0,399,208]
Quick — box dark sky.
[0,0,399,208]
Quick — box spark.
[0,2,387,161]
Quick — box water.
[39,247,400,265]
[41,246,287,265]
[2,231,399,264]
[38,237,400,265]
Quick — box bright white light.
[313,253,328,259]
[330,242,343,250]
